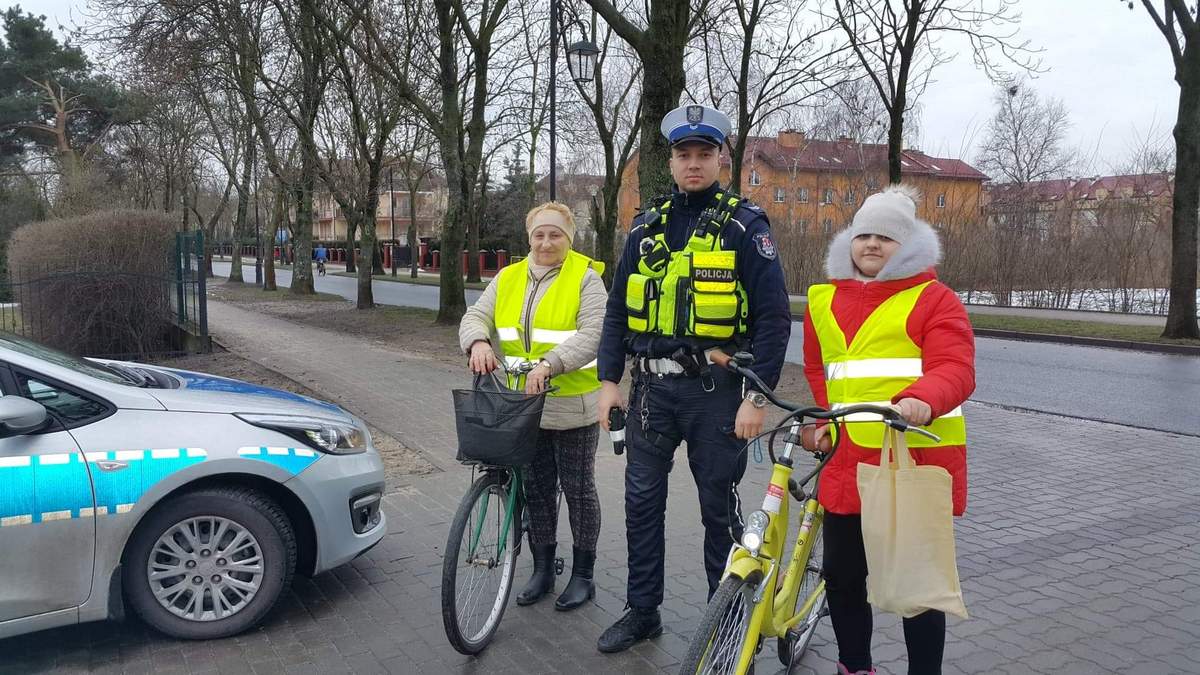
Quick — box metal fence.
[0,231,210,359]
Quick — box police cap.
[660,104,731,148]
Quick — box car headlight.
[741,510,771,555]
[236,414,368,455]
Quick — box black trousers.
[624,364,747,609]
[823,512,946,674]
[524,424,601,551]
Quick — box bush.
[7,210,179,357]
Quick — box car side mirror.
[0,395,48,438]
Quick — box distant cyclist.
[315,243,328,276]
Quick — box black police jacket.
[597,182,792,390]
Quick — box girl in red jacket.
[801,184,975,675]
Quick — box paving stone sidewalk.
[2,300,1197,675]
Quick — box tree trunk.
[408,186,420,279]
[229,140,254,283]
[290,155,316,295]
[433,0,467,324]
[636,0,689,200]
[372,238,385,275]
[1164,61,1200,339]
[597,181,620,285]
[345,216,358,274]
[263,185,282,291]
[355,208,376,309]
[887,105,905,185]
[466,176,484,283]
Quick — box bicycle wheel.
[777,533,827,666]
[441,471,520,655]
[680,571,764,675]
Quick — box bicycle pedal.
[554,557,565,575]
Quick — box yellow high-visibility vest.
[494,250,603,397]
[807,281,967,448]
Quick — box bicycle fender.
[724,551,767,582]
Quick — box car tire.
[122,487,296,640]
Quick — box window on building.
[937,193,946,208]
[749,170,762,186]
[774,187,786,202]
[844,188,855,205]
[797,188,809,203]
[866,176,880,191]
[822,218,833,235]
[798,218,809,230]
[822,188,834,204]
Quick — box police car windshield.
[0,332,131,385]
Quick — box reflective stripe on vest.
[494,250,601,397]
[807,281,967,448]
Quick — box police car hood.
[134,364,353,421]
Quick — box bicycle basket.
[452,373,545,466]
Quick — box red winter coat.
[802,269,976,516]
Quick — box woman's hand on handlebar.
[524,362,551,395]
[468,340,498,374]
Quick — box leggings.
[524,424,601,552]
[823,512,946,675]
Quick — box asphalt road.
[212,262,1200,437]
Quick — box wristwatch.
[744,390,768,409]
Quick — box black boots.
[596,605,663,653]
[516,543,556,606]
[554,547,596,611]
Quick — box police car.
[0,333,386,640]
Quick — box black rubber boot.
[554,547,596,611]
[516,543,556,606]
[596,605,663,653]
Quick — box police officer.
[595,104,791,653]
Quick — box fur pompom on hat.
[848,183,921,245]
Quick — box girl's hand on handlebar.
[468,340,498,374]
[801,424,833,453]
[894,397,933,426]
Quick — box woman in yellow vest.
[458,202,607,611]
[800,184,976,675]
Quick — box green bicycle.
[680,354,939,674]
[441,361,558,655]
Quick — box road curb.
[788,313,1200,356]
[971,328,1200,355]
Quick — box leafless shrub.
[7,210,179,356]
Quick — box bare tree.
[583,0,711,199]
[312,5,408,309]
[387,120,439,279]
[696,0,848,191]
[977,81,1072,186]
[1123,0,1200,339]
[828,0,1040,183]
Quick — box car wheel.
[122,487,296,639]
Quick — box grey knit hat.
[849,184,921,245]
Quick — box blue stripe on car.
[0,446,319,526]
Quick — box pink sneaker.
[837,664,876,675]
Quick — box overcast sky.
[31,0,1180,173]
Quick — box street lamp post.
[548,2,599,202]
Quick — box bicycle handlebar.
[725,353,941,442]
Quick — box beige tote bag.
[857,427,968,619]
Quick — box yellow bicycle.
[679,354,939,674]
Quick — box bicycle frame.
[467,467,523,561]
[720,422,825,671]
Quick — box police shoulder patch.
[752,231,777,260]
